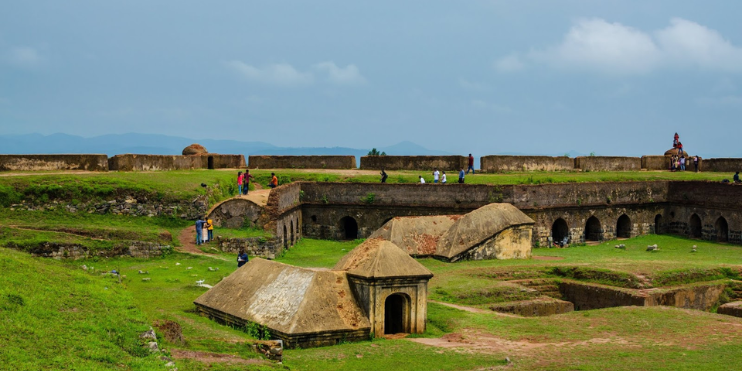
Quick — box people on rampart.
[195,217,205,246]
[458,168,465,183]
[673,133,679,149]
[433,168,440,184]
[467,154,475,174]
[441,171,447,184]
[419,175,426,184]
[243,170,254,195]
[237,171,243,195]
[380,168,388,183]
[694,156,699,172]
[269,172,278,189]
[237,249,249,267]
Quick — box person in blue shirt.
[195,217,205,245]
[237,249,249,267]
[458,168,465,184]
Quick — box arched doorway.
[207,156,214,170]
[715,217,729,242]
[689,214,702,238]
[616,215,631,238]
[384,294,409,334]
[283,225,288,249]
[551,218,569,245]
[290,221,295,246]
[339,216,358,240]
[585,216,602,241]
[654,214,663,234]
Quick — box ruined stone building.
[194,238,433,348]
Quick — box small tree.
[367,148,386,156]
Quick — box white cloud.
[7,46,41,67]
[498,18,742,75]
[225,61,313,85]
[313,61,367,85]
[494,54,525,72]
[458,78,490,91]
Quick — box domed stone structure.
[182,144,208,156]
[664,148,690,157]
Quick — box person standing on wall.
[694,156,699,172]
[380,168,388,183]
[269,173,278,189]
[467,154,475,174]
[243,170,254,195]
[458,168,465,183]
[433,168,440,184]
[237,171,243,196]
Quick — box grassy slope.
[0,248,164,370]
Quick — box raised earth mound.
[182,143,208,156]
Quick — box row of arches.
[552,213,732,243]
[282,218,299,249]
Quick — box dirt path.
[175,226,228,260]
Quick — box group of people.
[194,217,213,245]
[670,155,699,172]
[380,153,477,184]
[236,170,279,195]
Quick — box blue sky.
[1,1,741,157]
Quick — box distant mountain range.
[0,134,455,161]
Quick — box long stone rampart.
[248,155,355,169]
[574,156,642,172]
[481,155,574,172]
[108,154,244,171]
[0,154,108,172]
[360,155,466,171]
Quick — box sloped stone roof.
[369,215,458,256]
[437,203,534,259]
[194,258,370,335]
[333,238,433,279]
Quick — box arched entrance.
[283,225,288,249]
[339,216,358,240]
[616,215,631,238]
[384,293,410,334]
[654,214,663,234]
[585,216,602,241]
[715,217,729,242]
[207,156,214,170]
[689,214,702,238]
[551,218,569,245]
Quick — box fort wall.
[360,155,466,171]
[481,155,574,173]
[0,154,108,172]
[248,155,355,169]
[699,158,742,173]
[574,156,642,172]
[108,154,244,171]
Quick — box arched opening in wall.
[585,216,602,242]
[551,218,569,245]
[207,156,214,170]
[616,215,631,238]
[654,214,663,234]
[384,293,410,335]
[689,214,702,238]
[290,221,295,246]
[715,217,729,242]
[338,216,358,240]
[283,225,288,249]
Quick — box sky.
[1,0,741,157]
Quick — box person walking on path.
[380,168,388,183]
[206,219,214,241]
[442,171,447,184]
[694,156,699,172]
[269,173,278,189]
[419,176,426,184]
[466,154,475,174]
[458,168,465,183]
[243,170,254,195]
[237,249,249,267]
[433,168,440,184]
[195,217,205,246]
[237,171,244,196]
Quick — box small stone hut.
[369,203,534,261]
[194,238,433,348]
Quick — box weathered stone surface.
[11,241,171,260]
[182,144,208,156]
[334,238,433,279]
[490,298,574,317]
[718,301,742,317]
[360,155,466,171]
[0,154,108,172]
[215,236,281,259]
[481,155,574,173]
[248,155,355,169]
[108,154,244,171]
[574,156,642,172]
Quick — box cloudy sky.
[1,1,741,157]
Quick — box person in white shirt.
[441,171,447,184]
[419,176,426,184]
[433,169,440,183]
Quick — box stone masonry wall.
[108,154,244,171]
[481,156,575,173]
[360,156,467,171]
[215,236,283,259]
[574,156,642,171]
[0,154,109,172]
[248,155,355,169]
